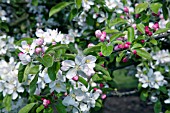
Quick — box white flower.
[82,0,94,11]
[105,0,122,10]
[18,53,31,65]
[61,55,96,79]
[164,89,170,104]
[49,70,66,93]
[152,50,170,65]
[136,68,167,89]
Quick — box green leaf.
[37,55,54,67]
[165,110,170,113]
[29,73,38,94]
[127,27,135,43]
[135,3,148,14]
[18,64,27,83]
[19,103,36,113]
[69,8,77,21]
[166,22,170,28]
[154,101,162,113]
[94,99,102,111]
[83,45,101,55]
[75,0,82,9]
[47,62,60,81]
[131,43,142,49]
[110,33,125,42]
[150,3,162,14]
[154,28,170,34]
[36,105,44,113]
[3,95,11,111]
[56,100,67,113]
[136,48,151,59]
[95,64,110,76]
[104,29,119,34]
[110,18,128,26]
[32,0,38,6]
[116,50,125,62]
[101,44,113,56]
[92,74,103,82]
[140,90,148,101]
[49,2,73,17]
[15,38,33,46]
[150,39,158,45]
[162,3,168,20]
[45,44,68,54]
[29,65,39,74]
[23,63,31,82]
[78,76,88,87]
[136,23,145,34]
[159,86,167,94]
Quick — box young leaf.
[140,90,148,101]
[37,55,54,67]
[101,44,113,56]
[18,64,27,83]
[56,100,67,113]
[95,64,110,76]
[110,18,128,26]
[162,3,168,20]
[23,63,31,82]
[45,44,68,54]
[47,62,60,81]
[136,23,145,34]
[83,45,101,55]
[110,33,125,42]
[75,0,82,9]
[135,3,148,14]
[49,2,73,17]
[154,28,170,34]
[29,73,38,94]
[127,27,135,43]
[136,48,151,59]
[3,95,12,111]
[154,101,162,113]
[36,105,44,113]
[150,3,162,14]
[166,22,170,28]
[19,103,36,113]
[78,76,88,87]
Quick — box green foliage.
[154,28,170,34]
[154,101,162,113]
[29,73,39,94]
[135,3,148,14]
[101,44,113,56]
[83,45,101,55]
[19,103,36,113]
[47,62,60,81]
[127,27,135,43]
[136,23,145,34]
[18,64,27,83]
[36,105,44,113]
[37,55,54,67]
[56,100,67,113]
[3,95,12,111]
[95,64,110,76]
[75,0,82,9]
[140,90,148,101]
[136,48,152,60]
[49,2,73,17]
[150,3,162,14]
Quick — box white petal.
[12,92,18,100]
[97,17,105,23]
[66,68,77,79]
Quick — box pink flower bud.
[124,44,129,49]
[126,42,131,45]
[100,83,104,88]
[18,52,23,57]
[42,99,50,108]
[35,47,42,54]
[52,42,56,45]
[152,22,159,31]
[99,52,103,57]
[135,14,140,18]
[101,94,107,100]
[124,7,129,13]
[72,75,79,81]
[114,45,120,51]
[100,35,106,42]
[122,57,128,63]
[132,24,136,29]
[102,31,107,38]
[88,43,95,48]
[148,31,152,36]
[36,38,44,45]
[95,30,102,38]
[141,39,145,43]
[94,88,98,91]
[118,44,124,49]
[133,50,137,55]
[120,15,124,19]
